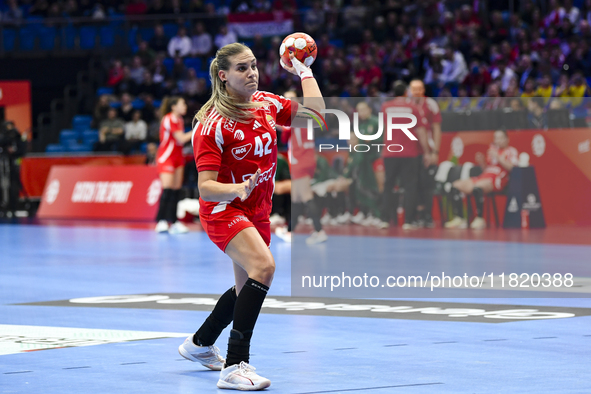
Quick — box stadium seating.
[97,87,114,96]
[18,28,36,51]
[38,26,57,51]
[81,130,99,145]
[79,26,97,50]
[72,115,93,132]
[99,26,118,48]
[183,57,202,71]
[59,129,80,145]
[2,28,16,51]
[46,143,68,153]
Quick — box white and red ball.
[279,32,317,68]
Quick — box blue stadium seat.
[46,143,67,153]
[128,27,139,47]
[38,26,56,51]
[82,130,99,145]
[139,27,154,43]
[140,142,148,153]
[67,141,93,152]
[197,71,211,87]
[19,28,36,51]
[72,115,93,131]
[60,129,80,145]
[2,28,16,52]
[153,99,162,108]
[162,23,178,38]
[99,26,117,48]
[61,25,76,50]
[97,87,114,96]
[132,98,145,109]
[163,57,174,74]
[79,26,97,50]
[109,101,121,108]
[184,57,202,71]
[330,39,344,48]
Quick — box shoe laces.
[238,361,256,376]
[209,345,223,360]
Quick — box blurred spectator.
[168,27,192,58]
[139,71,164,99]
[107,60,124,87]
[231,0,254,13]
[439,46,468,86]
[185,0,205,13]
[463,61,491,94]
[171,55,188,80]
[147,0,170,15]
[93,95,111,128]
[91,2,106,19]
[535,74,554,104]
[214,25,237,49]
[527,97,548,130]
[191,22,213,58]
[2,0,23,22]
[342,0,367,45]
[146,142,157,165]
[117,93,135,122]
[251,35,268,61]
[517,55,537,88]
[304,1,325,38]
[29,0,49,18]
[116,66,139,96]
[567,72,590,107]
[140,94,157,124]
[95,108,125,152]
[151,55,169,85]
[129,56,146,85]
[122,110,148,154]
[521,78,537,99]
[149,25,169,53]
[491,59,516,93]
[136,41,156,67]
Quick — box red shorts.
[157,152,185,174]
[472,172,508,192]
[199,205,271,252]
[291,164,316,180]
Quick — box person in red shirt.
[380,80,430,229]
[276,90,327,244]
[154,97,193,233]
[445,129,519,229]
[181,42,325,390]
[410,79,442,228]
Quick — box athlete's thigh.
[173,166,184,189]
[452,178,474,194]
[225,227,275,278]
[159,172,174,189]
[474,177,494,193]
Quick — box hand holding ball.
[279,33,317,80]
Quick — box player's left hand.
[280,53,313,80]
[430,152,439,165]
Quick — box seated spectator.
[491,59,516,93]
[439,45,468,86]
[139,71,164,99]
[535,74,555,104]
[136,41,155,67]
[122,110,148,155]
[2,0,23,22]
[191,22,213,59]
[150,55,169,85]
[107,60,124,87]
[145,142,158,165]
[168,27,192,58]
[29,0,49,18]
[116,66,139,96]
[463,61,491,94]
[185,0,205,13]
[527,97,548,130]
[231,0,254,13]
[251,35,268,61]
[147,0,170,15]
[129,56,146,86]
[118,93,135,122]
[304,1,325,38]
[125,0,147,15]
[445,130,518,229]
[95,108,125,152]
[92,95,111,129]
[214,25,237,49]
[149,24,169,53]
[140,94,157,124]
[566,72,590,107]
[520,78,537,99]
[171,55,188,80]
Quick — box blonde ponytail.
[195,43,265,126]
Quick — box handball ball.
[279,32,317,68]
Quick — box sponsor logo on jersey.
[265,114,276,129]
[253,120,262,129]
[228,215,249,228]
[242,162,276,186]
[71,181,133,203]
[234,129,245,140]
[231,143,252,160]
[224,118,237,133]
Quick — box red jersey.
[483,145,519,179]
[380,97,428,158]
[416,97,442,154]
[157,113,185,163]
[193,91,295,217]
[283,126,316,179]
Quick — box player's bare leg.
[155,172,175,232]
[168,166,189,234]
[292,176,326,244]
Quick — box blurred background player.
[279,90,327,245]
[410,79,442,228]
[445,129,518,229]
[380,81,430,230]
[270,153,291,241]
[155,96,193,233]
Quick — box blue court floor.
[1,223,590,393]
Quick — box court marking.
[290,382,444,393]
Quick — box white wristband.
[292,58,314,80]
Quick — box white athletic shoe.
[336,212,352,224]
[269,213,285,226]
[470,217,486,229]
[274,226,292,243]
[320,213,332,226]
[306,230,327,245]
[169,221,190,234]
[375,219,390,229]
[178,336,225,371]
[401,222,418,230]
[360,214,375,227]
[217,361,271,391]
[155,220,169,233]
[351,211,365,224]
[445,217,468,229]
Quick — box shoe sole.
[217,379,271,391]
[178,345,222,371]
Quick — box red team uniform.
[282,126,316,179]
[416,97,442,155]
[380,97,428,156]
[192,91,296,251]
[472,145,518,191]
[157,113,186,173]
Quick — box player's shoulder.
[253,90,291,111]
[425,97,441,113]
[193,110,226,137]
